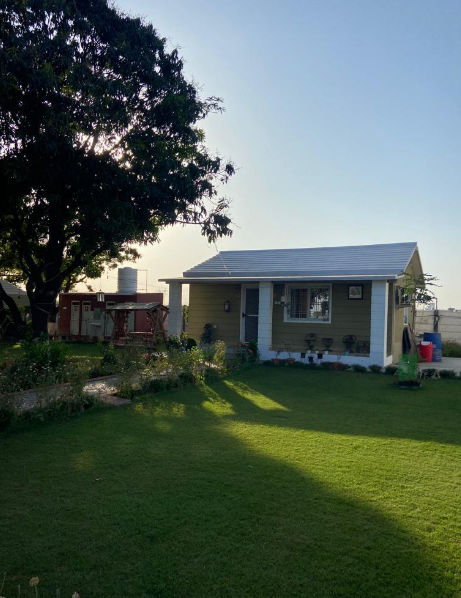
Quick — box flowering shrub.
[0,339,68,393]
[238,340,259,363]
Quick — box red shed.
[57,292,164,340]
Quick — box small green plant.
[201,323,215,344]
[101,342,118,373]
[321,337,333,351]
[368,364,382,374]
[166,335,183,351]
[212,340,227,373]
[343,335,357,353]
[398,353,419,381]
[397,354,421,388]
[305,333,316,352]
[352,364,367,373]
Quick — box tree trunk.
[29,285,60,337]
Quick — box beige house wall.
[187,283,241,347]
[271,282,372,354]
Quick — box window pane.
[309,287,330,320]
[290,288,308,318]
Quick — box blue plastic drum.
[423,333,442,362]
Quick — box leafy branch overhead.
[0,0,234,333]
[400,273,440,306]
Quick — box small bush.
[384,365,398,376]
[118,383,137,400]
[442,340,461,358]
[331,362,349,371]
[178,371,195,385]
[184,336,197,350]
[212,340,227,373]
[201,323,215,344]
[368,364,382,374]
[320,361,333,370]
[101,343,118,373]
[140,378,166,394]
[165,377,179,390]
[166,335,183,351]
[352,364,367,373]
[439,369,456,379]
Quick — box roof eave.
[160,274,399,284]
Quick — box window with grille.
[285,285,331,323]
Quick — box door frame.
[240,283,259,343]
[70,301,80,336]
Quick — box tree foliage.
[400,272,440,330]
[0,0,234,334]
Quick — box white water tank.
[117,267,138,294]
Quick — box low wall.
[415,310,461,343]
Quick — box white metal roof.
[168,242,419,281]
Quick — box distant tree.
[0,0,234,336]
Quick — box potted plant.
[343,334,357,355]
[305,333,316,360]
[272,348,281,366]
[396,353,421,389]
[285,342,295,364]
[321,337,333,355]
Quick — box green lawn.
[1,367,460,597]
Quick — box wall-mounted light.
[223,299,231,312]
[96,292,105,303]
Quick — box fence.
[415,310,461,343]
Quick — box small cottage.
[161,242,423,367]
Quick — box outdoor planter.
[396,380,422,389]
[286,358,296,364]
[272,358,280,366]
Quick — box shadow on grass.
[0,382,456,597]
[206,366,461,446]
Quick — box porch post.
[167,282,183,337]
[258,282,273,360]
[370,280,389,366]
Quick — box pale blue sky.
[111,0,461,306]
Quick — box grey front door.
[244,288,259,342]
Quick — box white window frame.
[283,283,332,324]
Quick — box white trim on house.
[283,283,332,324]
[257,282,273,360]
[369,280,390,366]
[168,281,183,337]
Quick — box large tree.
[0,0,234,335]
